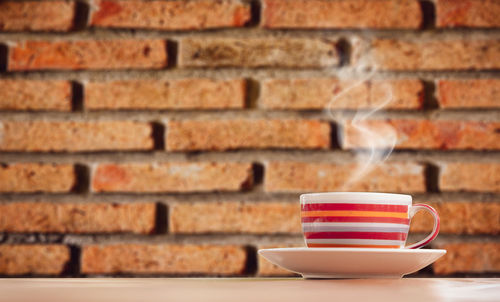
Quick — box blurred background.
[0,0,498,277]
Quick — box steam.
[326,45,397,190]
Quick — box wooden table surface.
[1,278,499,302]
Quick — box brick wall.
[0,0,499,277]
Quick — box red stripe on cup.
[301,203,408,213]
[304,231,408,241]
[301,216,411,224]
[307,243,401,248]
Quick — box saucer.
[258,247,446,279]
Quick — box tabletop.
[1,278,499,302]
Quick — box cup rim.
[300,192,412,204]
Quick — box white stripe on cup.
[301,200,410,205]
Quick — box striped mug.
[300,192,440,249]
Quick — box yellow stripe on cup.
[301,210,408,218]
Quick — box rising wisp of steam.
[326,46,398,190]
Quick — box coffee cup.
[300,192,439,249]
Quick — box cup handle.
[406,204,440,249]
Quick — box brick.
[166,119,330,151]
[437,0,500,28]
[261,78,424,110]
[440,163,500,192]
[0,80,71,111]
[0,121,152,152]
[433,243,500,275]
[342,120,500,150]
[263,0,421,29]
[0,202,156,234]
[170,201,300,234]
[0,245,69,275]
[410,202,500,234]
[81,244,246,275]
[179,38,338,68]
[438,79,500,109]
[8,40,167,71]
[0,1,74,31]
[0,163,75,193]
[265,162,425,193]
[85,79,246,110]
[363,39,500,70]
[91,0,250,30]
[92,162,253,192]
[258,244,303,276]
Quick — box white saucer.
[258,247,446,279]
